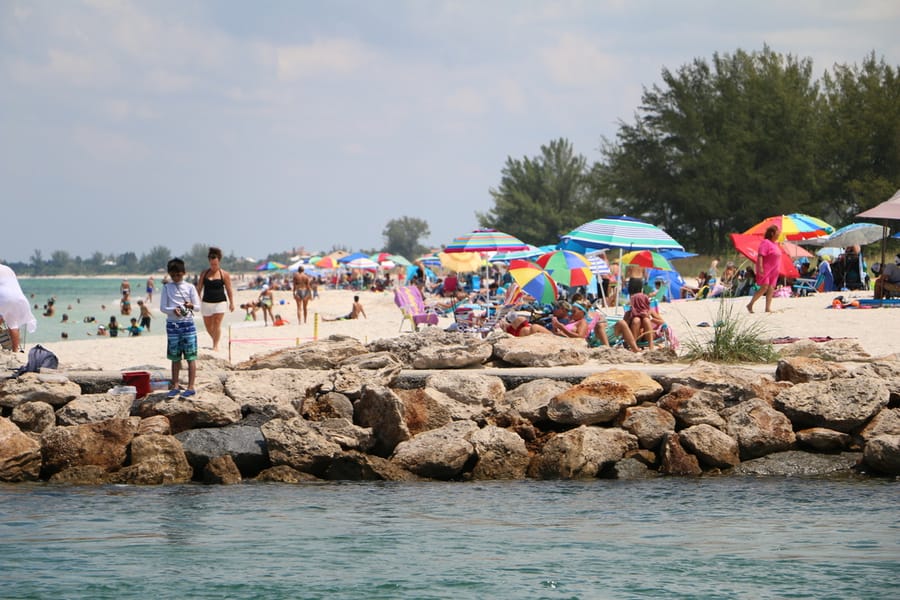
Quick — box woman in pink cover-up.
[747,225,781,313]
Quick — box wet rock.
[48,465,108,484]
[0,417,41,481]
[863,434,900,476]
[659,432,702,476]
[255,465,319,483]
[108,433,193,485]
[324,451,420,481]
[467,425,529,480]
[391,421,478,480]
[40,418,136,477]
[261,417,341,477]
[175,425,269,478]
[733,450,862,477]
[679,424,740,469]
[203,455,242,484]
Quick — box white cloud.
[538,32,620,86]
[72,125,147,163]
[276,38,374,81]
[445,87,489,115]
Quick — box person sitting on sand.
[324,295,367,321]
[873,256,900,299]
[273,314,289,326]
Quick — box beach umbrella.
[744,213,834,242]
[255,261,286,271]
[315,256,340,269]
[388,254,412,267]
[444,228,530,253]
[507,259,558,304]
[816,247,843,260]
[780,241,814,259]
[439,251,482,273]
[535,250,594,287]
[620,250,676,271]
[560,216,684,252]
[659,249,698,260]
[805,222,890,248]
[489,244,543,263]
[586,251,610,276]
[730,233,800,278]
[344,256,379,270]
[417,252,442,267]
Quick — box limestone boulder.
[368,328,491,369]
[255,465,320,483]
[657,384,727,429]
[723,399,796,460]
[859,408,900,441]
[49,465,109,484]
[353,385,410,457]
[501,379,571,423]
[467,425,530,480]
[108,433,193,485]
[659,432,702,475]
[175,425,270,477]
[863,434,900,476]
[795,428,851,452]
[679,424,740,469]
[55,392,133,426]
[582,369,664,403]
[425,372,506,410]
[391,421,479,480]
[733,450,862,477]
[135,389,242,434]
[11,401,55,433]
[224,369,328,420]
[0,373,81,408]
[608,456,661,479]
[203,454,242,484]
[618,404,676,450]
[235,335,370,370]
[0,417,41,481]
[137,415,171,436]
[40,418,136,477]
[261,417,341,477]
[776,338,871,362]
[775,356,849,383]
[657,361,785,405]
[852,359,900,401]
[324,451,420,481]
[395,388,455,435]
[492,335,588,367]
[774,378,889,433]
[528,426,638,479]
[311,418,375,452]
[546,381,635,425]
[330,358,403,399]
[303,392,354,422]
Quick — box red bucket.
[122,371,151,399]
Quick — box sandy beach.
[17,283,894,373]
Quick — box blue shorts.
[166,320,198,362]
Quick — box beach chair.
[394,286,439,332]
[792,272,824,296]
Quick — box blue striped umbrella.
[561,217,683,251]
[445,228,530,253]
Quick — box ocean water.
[17,277,163,344]
[1,478,896,599]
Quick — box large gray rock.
[368,328,491,369]
[618,404,676,450]
[657,384,727,429]
[424,372,506,409]
[501,379,571,423]
[851,359,900,401]
[467,425,530,480]
[493,335,589,367]
[0,373,82,408]
[391,421,478,480]
[774,378,889,433]
[324,451,419,481]
[236,335,370,370]
[40,418,136,477]
[657,361,786,405]
[733,450,862,477]
[528,426,638,479]
[582,370,664,403]
[135,390,242,434]
[353,385,410,457]
[775,356,849,383]
[330,359,403,398]
[546,381,635,425]
[775,338,871,362]
[679,424,740,469]
[108,433,193,485]
[56,392,133,426]
[0,417,41,481]
[863,434,900,476]
[175,425,270,477]
[859,408,900,441]
[311,418,375,452]
[224,369,327,419]
[10,401,55,433]
[723,399,796,460]
[260,417,342,477]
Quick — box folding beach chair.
[394,286,439,332]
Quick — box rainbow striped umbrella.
[507,259,558,304]
[255,261,286,271]
[535,250,594,287]
[314,256,340,269]
[620,250,676,272]
[744,214,834,242]
[444,228,530,253]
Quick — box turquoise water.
[1,478,897,599]
[17,277,164,343]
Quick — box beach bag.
[12,345,59,378]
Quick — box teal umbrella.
[560,216,683,251]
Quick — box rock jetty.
[1,330,898,484]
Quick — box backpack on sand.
[12,345,59,378]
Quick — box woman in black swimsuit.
[196,246,235,352]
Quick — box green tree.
[478,138,604,246]
[49,250,73,275]
[818,53,900,222]
[383,217,430,259]
[29,249,45,276]
[139,246,172,274]
[594,47,822,253]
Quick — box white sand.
[29,286,895,372]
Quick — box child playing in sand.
[323,295,367,321]
[160,258,201,398]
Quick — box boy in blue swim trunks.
[160,258,201,398]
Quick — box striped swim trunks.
[166,319,198,362]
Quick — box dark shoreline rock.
[1,337,899,484]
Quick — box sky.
[2,0,898,265]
